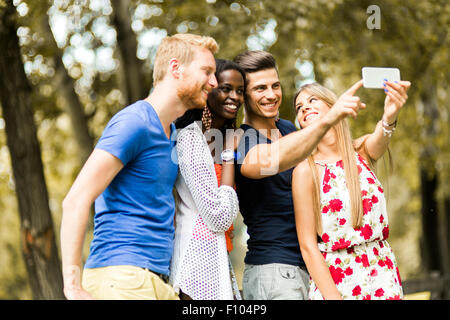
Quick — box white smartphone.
[362,67,400,89]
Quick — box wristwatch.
[221,149,235,162]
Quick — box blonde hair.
[294,83,365,235]
[152,33,219,85]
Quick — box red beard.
[177,80,208,110]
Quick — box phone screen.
[362,67,400,89]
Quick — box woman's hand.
[355,80,411,162]
[382,80,411,124]
[220,128,239,187]
[223,128,244,152]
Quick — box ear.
[168,58,183,79]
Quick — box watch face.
[221,149,234,161]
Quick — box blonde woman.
[292,79,410,300]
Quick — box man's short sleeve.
[95,111,149,166]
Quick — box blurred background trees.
[0,0,448,299]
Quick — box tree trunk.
[0,1,64,299]
[417,74,442,274]
[41,13,94,163]
[110,0,148,104]
[419,166,441,272]
[443,196,450,299]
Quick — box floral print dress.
[309,153,403,300]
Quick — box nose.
[229,90,239,101]
[266,88,277,100]
[209,74,218,88]
[301,105,311,114]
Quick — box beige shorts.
[82,265,179,300]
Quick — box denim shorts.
[242,263,310,300]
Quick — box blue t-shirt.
[235,118,305,267]
[84,100,178,276]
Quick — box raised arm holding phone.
[233,51,371,300]
[237,79,367,179]
[292,72,410,300]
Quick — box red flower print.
[378,186,384,193]
[370,269,378,277]
[387,295,402,300]
[382,226,389,239]
[329,265,345,284]
[362,254,370,267]
[374,288,384,297]
[367,177,375,184]
[379,215,384,223]
[321,233,330,243]
[332,238,352,251]
[329,199,343,212]
[347,247,355,254]
[323,183,331,193]
[358,224,373,240]
[352,285,361,296]
[336,160,344,169]
[385,257,394,269]
[357,165,362,174]
[339,218,346,225]
[356,254,370,267]
[371,195,379,204]
[396,267,402,286]
[344,267,353,276]
[363,295,371,300]
[378,260,385,267]
[324,169,330,183]
[335,258,342,265]
[373,247,379,256]
[322,206,329,214]
[362,198,373,215]
[362,190,368,197]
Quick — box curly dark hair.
[174,58,246,132]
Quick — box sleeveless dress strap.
[314,160,327,167]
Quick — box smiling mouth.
[304,112,318,121]
[223,103,239,112]
[260,102,278,110]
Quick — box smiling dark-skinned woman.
[171,59,246,300]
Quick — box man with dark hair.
[234,50,365,299]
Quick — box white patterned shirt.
[169,122,239,300]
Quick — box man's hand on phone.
[324,80,367,126]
